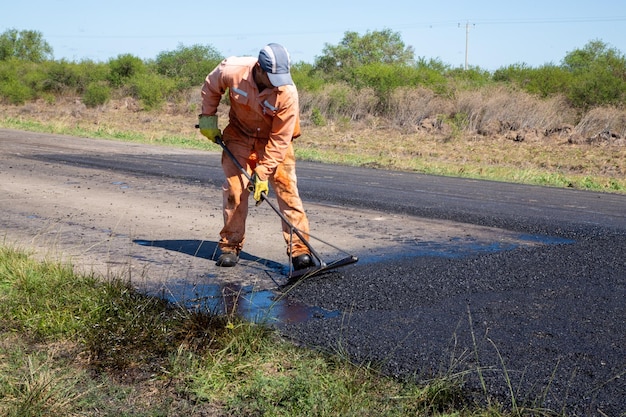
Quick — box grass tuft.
[2,245,503,416]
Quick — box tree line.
[1,28,625,114]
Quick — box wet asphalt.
[278,162,626,416]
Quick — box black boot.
[216,252,239,267]
[292,253,315,271]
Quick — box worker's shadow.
[132,239,284,271]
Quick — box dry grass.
[574,106,626,138]
[297,85,626,190]
[1,87,625,193]
[454,86,577,133]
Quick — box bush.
[82,81,110,107]
[291,62,325,92]
[21,63,48,92]
[39,60,105,94]
[129,72,177,110]
[155,43,223,88]
[567,66,626,109]
[445,66,492,90]
[0,59,42,103]
[108,54,145,87]
[76,59,110,86]
[494,63,574,99]
[350,62,450,112]
[0,78,33,104]
[310,108,326,126]
[494,41,626,109]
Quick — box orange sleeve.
[256,85,300,179]
[200,60,227,116]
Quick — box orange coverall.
[201,56,310,257]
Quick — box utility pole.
[459,21,474,70]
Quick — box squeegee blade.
[287,255,358,281]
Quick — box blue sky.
[3,0,626,71]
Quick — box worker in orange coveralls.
[198,43,314,270]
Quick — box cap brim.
[267,72,293,87]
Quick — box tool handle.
[194,128,324,263]
[216,138,267,205]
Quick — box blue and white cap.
[258,43,293,87]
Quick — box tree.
[314,29,415,75]
[562,40,626,108]
[0,29,53,62]
[108,54,145,87]
[562,40,625,75]
[154,43,223,87]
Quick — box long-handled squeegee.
[214,137,358,281]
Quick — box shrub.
[155,43,223,88]
[351,62,451,112]
[76,59,110,85]
[40,60,85,94]
[41,60,98,94]
[567,66,626,109]
[82,81,110,107]
[128,72,177,110]
[310,108,326,126]
[324,83,377,121]
[446,66,492,90]
[299,82,377,122]
[527,64,573,98]
[0,78,33,104]
[21,63,48,92]
[108,54,145,87]
[561,41,626,109]
[291,62,325,92]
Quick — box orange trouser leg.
[219,137,310,258]
[218,138,253,254]
[268,143,311,257]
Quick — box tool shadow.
[132,239,284,271]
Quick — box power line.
[39,16,626,40]
[396,15,626,29]
[468,16,626,26]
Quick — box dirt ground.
[0,128,544,294]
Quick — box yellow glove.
[249,173,269,202]
[198,115,221,143]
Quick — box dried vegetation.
[2,84,625,192]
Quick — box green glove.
[198,115,221,143]
[249,173,269,202]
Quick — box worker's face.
[254,63,274,90]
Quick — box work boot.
[292,253,315,271]
[216,252,239,267]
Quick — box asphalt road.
[1,129,624,415]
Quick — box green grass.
[295,146,626,193]
[0,116,219,152]
[0,245,533,416]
